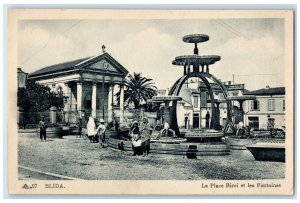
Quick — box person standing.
[76,118,83,138]
[93,119,100,143]
[140,117,152,157]
[87,116,96,143]
[129,121,141,156]
[96,119,106,147]
[38,116,47,142]
[184,116,188,129]
[205,111,210,129]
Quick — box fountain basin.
[183,34,209,43]
[172,55,221,66]
[151,138,187,144]
[107,133,230,157]
[246,140,285,162]
[185,129,224,142]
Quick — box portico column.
[239,100,244,111]
[107,84,113,122]
[92,82,97,118]
[206,65,209,73]
[77,81,83,118]
[201,65,204,72]
[64,82,71,111]
[119,84,125,124]
[216,102,220,127]
[111,84,115,106]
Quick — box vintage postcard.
[7,9,294,195]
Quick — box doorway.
[193,113,199,128]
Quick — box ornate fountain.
[149,34,234,142]
[170,34,233,131]
[108,34,232,157]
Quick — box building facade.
[243,87,285,130]
[17,68,28,88]
[156,82,285,131]
[28,51,129,124]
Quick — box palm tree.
[116,72,157,109]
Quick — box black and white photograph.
[7,9,294,195]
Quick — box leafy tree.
[18,80,64,112]
[17,87,30,111]
[116,72,157,109]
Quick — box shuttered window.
[250,100,260,111]
[193,96,199,108]
[268,99,275,111]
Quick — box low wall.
[19,127,63,138]
[18,129,37,134]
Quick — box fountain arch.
[168,71,233,129]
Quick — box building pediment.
[88,59,120,73]
[28,52,128,80]
[76,53,128,76]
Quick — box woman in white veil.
[87,116,96,142]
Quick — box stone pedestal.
[151,96,182,136]
[50,106,57,124]
[17,106,24,128]
[163,101,180,136]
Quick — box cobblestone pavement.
[18,134,285,180]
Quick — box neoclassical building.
[27,49,128,124]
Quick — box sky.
[18,18,285,91]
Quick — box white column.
[107,84,113,122]
[119,84,124,124]
[77,81,83,118]
[64,82,70,111]
[92,82,97,118]
[111,85,115,106]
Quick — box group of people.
[38,114,175,156]
[129,117,152,157]
[87,116,106,145]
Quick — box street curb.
[18,165,82,180]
